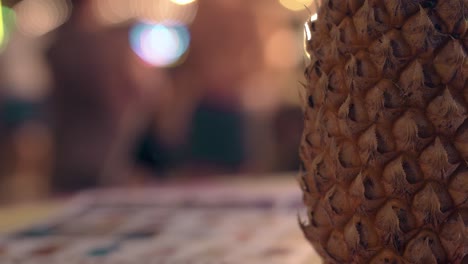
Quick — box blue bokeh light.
[130,22,190,67]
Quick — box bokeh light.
[130,22,190,67]
[170,0,196,5]
[140,0,198,25]
[14,0,71,37]
[94,0,198,26]
[279,0,314,11]
[0,4,16,52]
[92,0,132,26]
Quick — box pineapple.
[300,0,468,263]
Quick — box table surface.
[0,175,322,263]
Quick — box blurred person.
[46,0,163,192]
[170,0,263,175]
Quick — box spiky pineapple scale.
[300,0,468,263]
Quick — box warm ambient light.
[94,0,198,26]
[170,0,196,5]
[14,0,71,37]
[279,0,314,11]
[92,0,131,26]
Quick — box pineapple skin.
[300,0,468,263]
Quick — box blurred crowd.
[0,0,311,203]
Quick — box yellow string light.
[170,0,196,6]
[0,0,4,47]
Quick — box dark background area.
[0,0,315,203]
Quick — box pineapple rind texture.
[300,0,468,263]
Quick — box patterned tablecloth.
[0,176,322,263]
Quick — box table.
[0,175,322,263]
[0,202,62,233]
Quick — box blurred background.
[0,0,314,203]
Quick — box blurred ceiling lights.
[130,22,190,67]
[279,0,314,11]
[94,0,198,26]
[170,0,196,5]
[14,0,71,37]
